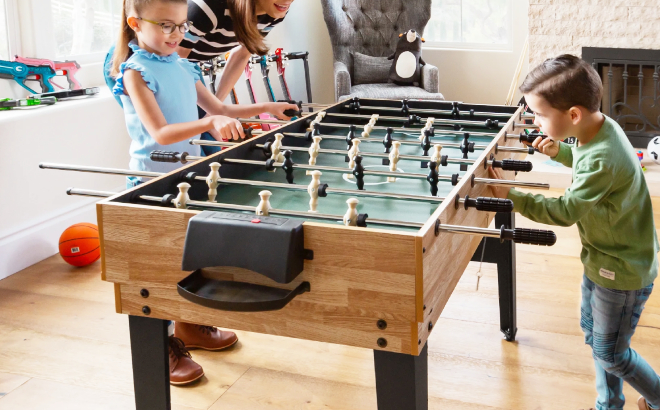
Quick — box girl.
[110,0,298,385]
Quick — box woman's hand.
[210,115,245,141]
[487,166,511,199]
[266,102,301,120]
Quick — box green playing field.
[187,115,503,232]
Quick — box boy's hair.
[519,54,603,113]
[110,0,187,77]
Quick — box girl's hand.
[532,136,560,158]
[487,166,511,199]
[266,102,301,120]
[210,115,245,141]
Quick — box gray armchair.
[321,0,444,102]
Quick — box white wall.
[0,89,130,280]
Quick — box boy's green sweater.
[508,115,658,290]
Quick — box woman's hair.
[110,0,187,76]
[228,0,269,56]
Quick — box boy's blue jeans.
[581,274,659,409]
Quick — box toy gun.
[0,60,56,94]
[14,56,82,90]
[271,48,293,101]
[31,87,99,100]
[271,50,312,111]
[253,55,277,102]
[0,96,57,110]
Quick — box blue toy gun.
[0,60,57,94]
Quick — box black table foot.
[129,315,171,410]
[374,343,428,410]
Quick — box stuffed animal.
[388,30,426,86]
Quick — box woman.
[177,0,294,102]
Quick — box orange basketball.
[59,223,101,267]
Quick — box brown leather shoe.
[169,336,204,385]
[174,322,238,351]
[639,396,652,410]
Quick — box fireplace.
[582,47,660,148]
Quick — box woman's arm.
[123,69,244,143]
[195,80,299,122]
[214,46,252,101]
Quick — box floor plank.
[0,372,29,399]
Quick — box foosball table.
[42,98,555,410]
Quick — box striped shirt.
[180,0,285,62]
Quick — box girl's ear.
[127,16,140,31]
[421,37,425,42]
[399,33,404,37]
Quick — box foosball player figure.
[489,54,660,410]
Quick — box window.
[0,0,9,60]
[51,0,121,59]
[425,0,512,50]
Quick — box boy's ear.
[421,37,425,42]
[127,16,140,31]
[399,33,404,38]
[568,106,582,124]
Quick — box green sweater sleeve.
[552,141,573,167]
[508,158,614,227]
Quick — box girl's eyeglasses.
[138,17,192,34]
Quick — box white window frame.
[4,0,21,58]
[423,0,513,52]
[11,0,119,64]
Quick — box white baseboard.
[0,186,123,281]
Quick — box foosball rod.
[65,187,556,245]
[283,130,532,154]
[342,104,537,121]
[312,121,539,135]
[226,157,542,188]
[42,161,513,211]
[154,152,548,189]
[323,112,506,129]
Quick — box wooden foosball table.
[42,98,555,410]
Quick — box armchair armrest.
[334,62,351,102]
[421,64,439,94]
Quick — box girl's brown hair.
[228,0,269,56]
[110,0,186,76]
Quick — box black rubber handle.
[284,108,302,118]
[470,197,514,212]
[285,51,309,59]
[177,269,310,312]
[520,132,547,144]
[278,99,303,108]
[492,159,533,172]
[150,150,187,163]
[500,227,557,246]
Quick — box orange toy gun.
[14,55,82,90]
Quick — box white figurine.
[343,198,359,227]
[256,190,272,216]
[307,171,322,213]
[430,144,443,165]
[307,135,322,175]
[174,182,190,209]
[270,133,285,163]
[206,162,221,202]
[388,141,401,182]
[347,138,361,176]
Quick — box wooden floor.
[0,190,658,410]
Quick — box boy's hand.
[487,166,511,199]
[532,136,560,158]
[267,102,301,120]
[210,115,245,141]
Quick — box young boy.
[489,54,660,410]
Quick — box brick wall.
[528,0,660,66]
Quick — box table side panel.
[416,106,526,354]
[99,203,420,353]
